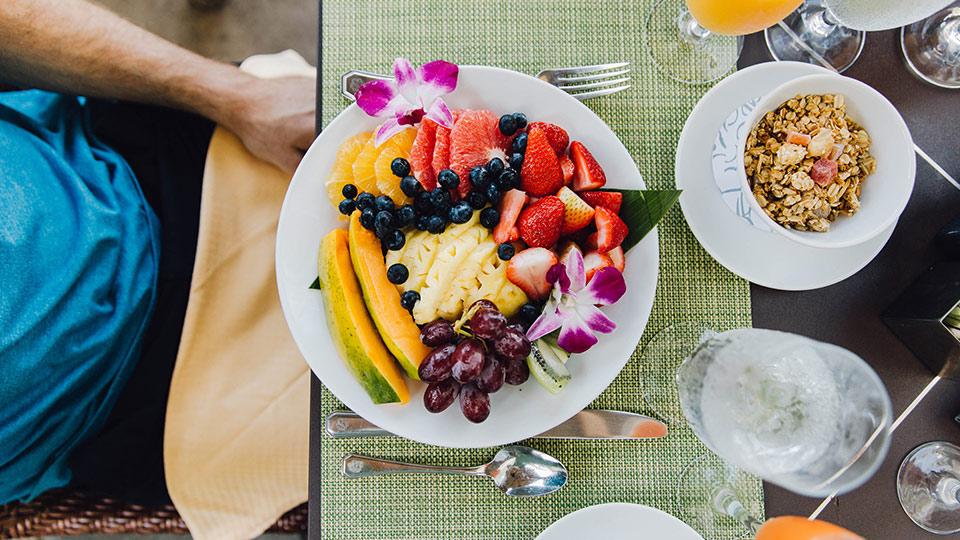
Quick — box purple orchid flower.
[526,249,626,354]
[354,58,459,147]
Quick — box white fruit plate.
[276,65,659,448]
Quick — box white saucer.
[536,503,704,540]
[676,61,897,291]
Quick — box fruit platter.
[276,62,670,448]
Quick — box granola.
[744,93,876,232]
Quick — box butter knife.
[326,409,667,440]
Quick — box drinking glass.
[764,0,865,73]
[640,321,716,425]
[897,441,960,534]
[644,0,802,84]
[902,1,960,89]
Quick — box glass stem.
[935,476,960,508]
[712,485,764,534]
[677,10,711,46]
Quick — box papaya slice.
[318,228,408,404]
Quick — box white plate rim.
[275,65,659,448]
[536,502,705,539]
[676,61,896,291]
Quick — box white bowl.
[736,73,915,249]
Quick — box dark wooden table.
[308,25,960,540]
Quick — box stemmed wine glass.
[672,328,893,538]
[897,441,960,534]
[764,0,865,73]
[902,1,960,89]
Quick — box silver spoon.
[341,445,568,497]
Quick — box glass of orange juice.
[644,0,802,83]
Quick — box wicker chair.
[0,488,307,537]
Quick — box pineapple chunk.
[492,280,528,317]
[402,231,440,292]
[413,225,484,324]
[437,236,496,320]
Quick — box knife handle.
[326,410,393,438]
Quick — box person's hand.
[223,75,316,174]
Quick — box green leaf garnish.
[606,189,681,253]
[309,277,322,290]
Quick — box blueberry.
[512,113,527,130]
[498,168,520,191]
[437,169,460,190]
[469,166,489,189]
[360,208,376,230]
[338,199,356,215]
[400,175,421,197]
[431,187,452,211]
[385,229,406,251]
[467,190,487,210]
[374,210,394,236]
[448,201,473,224]
[374,195,395,213]
[395,204,416,228]
[498,243,515,261]
[391,157,411,177]
[509,152,524,170]
[399,290,420,311]
[414,191,433,213]
[518,303,541,324]
[486,157,505,177]
[511,132,528,154]
[498,114,517,137]
[479,207,500,229]
[485,182,502,205]
[415,214,430,231]
[341,184,358,199]
[427,215,446,234]
[387,263,409,284]
[356,192,375,210]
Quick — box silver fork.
[340,62,631,101]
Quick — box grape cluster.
[418,300,532,423]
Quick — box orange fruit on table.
[325,132,371,207]
[374,128,418,203]
[755,516,864,540]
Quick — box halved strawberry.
[409,119,438,190]
[556,186,594,235]
[528,121,569,154]
[570,141,606,191]
[449,110,511,196]
[595,206,628,253]
[583,249,614,282]
[520,127,563,196]
[607,246,625,272]
[517,195,565,248]
[579,191,622,214]
[493,189,528,244]
[506,247,558,301]
[559,153,575,186]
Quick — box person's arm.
[0,0,314,173]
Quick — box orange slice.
[375,128,418,204]
[325,132,371,207]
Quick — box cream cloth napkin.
[163,50,315,540]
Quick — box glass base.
[764,0,865,73]
[644,0,742,84]
[677,453,761,540]
[641,322,716,426]
[902,4,960,89]
[897,441,960,534]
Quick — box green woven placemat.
[319,1,762,538]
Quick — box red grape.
[492,327,531,360]
[451,338,485,383]
[459,383,491,423]
[470,308,507,340]
[475,353,505,393]
[424,378,460,413]
[502,355,530,385]
[420,320,455,346]
[418,343,456,383]
[470,299,498,311]
[505,318,527,332]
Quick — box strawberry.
[409,119,438,190]
[493,189,528,244]
[432,124,452,179]
[520,127,563,196]
[579,191,622,214]
[594,206,628,253]
[607,246,625,272]
[449,110,511,197]
[570,141,606,191]
[506,247,558,301]
[583,250,614,282]
[556,186,594,235]
[528,121,569,154]
[559,153,575,186]
[517,195,565,248]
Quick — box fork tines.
[545,62,632,100]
